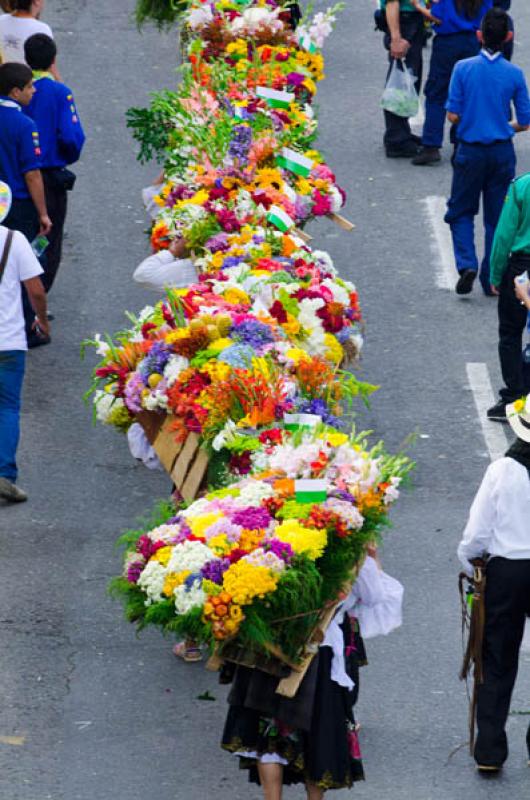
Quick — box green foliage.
[108,577,147,625]
[115,498,176,551]
[135,0,188,30]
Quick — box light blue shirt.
[447,51,530,144]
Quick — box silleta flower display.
[88,0,412,671]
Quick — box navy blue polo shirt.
[0,97,41,199]
[446,51,530,144]
[24,76,85,169]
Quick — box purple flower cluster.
[138,341,173,378]
[228,124,252,165]
[233,319,275,350]
[201,558,230,585]
[124,372,145,414]
[232,506,272,530]
[263,539,294,564]
[296,397,340,428]
[127,559,145,584]
[166,185,195,208]
[205,232,230,252]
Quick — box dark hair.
[24,33,57,70]
[12,0,34,10]
[481,7,510,51]
[0,62,32,95]
[456,0,484,19]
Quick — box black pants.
[3,198,41,335]
[383,13,424,149]
[497,253,530,404]
[475,558,530,767]
[41,170,68,292]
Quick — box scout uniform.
[489,174,530,409]
[0,93,41,241]
[444,48,530,292]
[24,72,85,291]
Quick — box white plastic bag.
[133,252,198,292]
[381,58,419,118]
[127,423,163,471]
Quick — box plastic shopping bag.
[380,59,419,118]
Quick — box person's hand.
[169,237,188,259]
[490,284,500,296]
[390,37,410,59]
[39,215,52,236]
[33,316,50,337]
[514,277,530,305]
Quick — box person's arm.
[446,65,464,124]
[24,170,52,236]
[386,1,410,59]
[57,87,85,164]
[457,466,497,575]
[512,71,530,132]
[489,182,521,291]
[23,275,49,336]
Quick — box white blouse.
[457,457,530,575]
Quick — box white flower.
[234,480,275,506]
[173,580,206,615]
[166,540,214,575]
[321,278,349,306]
[329,186,344,213]
[147,523,180,544]
[212,419,239,452]
[94,333,110,357]
[137,561,167,605]
[242,548,286,574]
[138,306,155,324]
[181,497,213,519]
[164,355,189,388]
[383,477,402,505]
[312,250,335,273]
[94,390,124,425]
[187,4,213,29]
[144,388,169,412]
[323,498,364,531]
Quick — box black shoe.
[476,764,502,775]
[386,143,421,158]
[27,331,51,349]
[410,133,422,145]
[47,312,55,321]
[455,269,476,295]
[411,147,441,166]
[487,401,507,422]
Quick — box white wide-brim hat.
[0,181,12,224]
[506,393,530,443]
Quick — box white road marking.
[466,363,509,462]
[421,195,454,290]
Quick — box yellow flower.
[188,512,224,539]
[285,347,309,365]
[296,177,313,196]
[201,362,232,382]
[324,432,349,447]
[324,333,344,366]
[151,546,173,567]
[275,520,328,560]
[208,534,232,556]
[163,570,190,597]
[513,398,525,413]
[282,314,302,336]
[303,78,317,95]
[208,337,233,354]
[223,287,250,305]
[210,251,225,269]
[222,561,279,606]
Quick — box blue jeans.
[444,140,516,286]
[0,351,26,483]
[422,32,479,148]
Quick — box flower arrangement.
[111,423,412,661]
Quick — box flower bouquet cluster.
[111,424,411,663]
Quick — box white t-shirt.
[0,15,53,64]
[0,227,43,352]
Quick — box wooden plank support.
[171,431,200,490]
[329,212,355,231]
[153,416,184,473]
[181,446,210,502]
[294,227,312,243]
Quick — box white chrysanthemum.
[137,561,167,605]
[164,355,189,388]
[322,498,364,531]
[94,333,111,357]
[242,548,286,574]
[321,278,350,306]
[187,4,214,29]
[166,540,214,575]
[234,480,275,507]
[144,388,169,412]
[181,497,214,519]
[94,391,124,425]
[147,523,180,544]
[329,186,344,214]
[173,580,206,615]
[312,250,335,273]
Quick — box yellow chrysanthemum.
[208,534,232,556]
[275,520,328,560]
[163,570,191,597]
[150,546,173,567]
[222,561,279,606]
[208,337,233,354]
[285,347,310,365]
[324,333,344,366]
[223,287,250,305]
[188,512,224,539]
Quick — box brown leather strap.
[0,229,14,284]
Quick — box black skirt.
[221,623,365,790]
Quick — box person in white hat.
[457,394,530,773]
[0,179,49,502]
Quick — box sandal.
[173,641,203,663]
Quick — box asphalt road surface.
[1,1,529,798]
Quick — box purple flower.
[138,341,173,378]
[286,72,305,87]
[228,124,252,164]
[124,373,147,414]
[263,539,294,564]
[205,232,230,252]
[127,559,145,583]
[222,256,245,269]
[296,397,340,428]
[175,523,193,543]
[201,558,230,585]
[232,319,275,350]
[232,507,272,530]
[184,572,203,589]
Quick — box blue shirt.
[446,51,530,144]
[433,0,492,36]
[24,77,85,169]
[0,97,41,199]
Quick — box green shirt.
[380,0,418,12]
[490,174,530,287]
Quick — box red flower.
[269,300,288,324]
[259,428,283,445]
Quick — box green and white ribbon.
[297,33,318,54]
[295,479,328,504]
[256,86,294,109]
[267,205,294,232]
[234,104,247,119]
[276,147,313,178]
[283,413,322,432]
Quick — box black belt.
[459,139,512,146]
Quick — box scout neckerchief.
[0,98,21,110]
[32,71,55,82]
[505,438,530,477]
